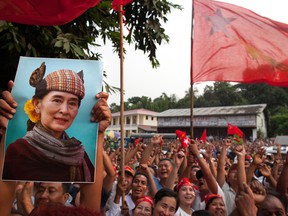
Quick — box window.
[113,118,116,125]
[126,116,131,124]
[133,116,137,124]
[146,115,148,120]
[151,117,154,120]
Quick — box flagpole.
[190,0,195,139]
[119,4,126,203]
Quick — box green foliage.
[0,0,181,89]
[269,107,288,137]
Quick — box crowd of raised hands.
[0,82,287,216]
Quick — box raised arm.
[80,92,111,212]
[235,145,247,192]
[0,81,18,216]
[140,135,162,165]
[103,150,116,193]
[216,139,231,187]
[246,148,265,183]
[276,153,288,202]
[165,151,185,190]
[125,143,145,165]
[205,143,217,179]
[189,139,218,194]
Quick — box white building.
[107,108,158,137]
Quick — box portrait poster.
[2,56,103,182]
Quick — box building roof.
[112,108,159,117]
[157,104,267,117]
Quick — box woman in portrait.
[2,62,95,182]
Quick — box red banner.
[0,0,100,26]
[192,0,288,87]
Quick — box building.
[107,108,158,137]
[157,104,267,141]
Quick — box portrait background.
[4,56,103,167]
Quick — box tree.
[194,82,246,107]
[0,0,181,89]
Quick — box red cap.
[120,165,135,177]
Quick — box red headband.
[135,196,154,207]
[176,177,193,191]
[204,194,222,204]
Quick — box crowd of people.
[0,79,288,216]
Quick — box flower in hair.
[24,100,40,123]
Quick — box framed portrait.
[2,56,103,182]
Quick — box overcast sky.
[98,0,288,105]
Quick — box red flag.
[199,129,207,142]
[175,130,190,149]
[0,0,100,26]
[192,0,288,87]
[112,0,133,12]
[227,123,244,138]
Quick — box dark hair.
[158,158,174,165]
[264,189,287,213]
[36,182,72,194]
[62,183,73,194]
[192,210,213,216]
[132,172,149,185]
[205,196,223,210]
[154,188,179,211]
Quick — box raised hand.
[253,148,266,165]
[0,81,17,132]
[259,164,271,177]
[150,135,163,148]
[235,182,257,216]
[90,92,111,133]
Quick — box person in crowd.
[216,139,238,215]
[188,139,226,211]
[152,188,178,216]
[106,172,149,216]
[15,182,72,215]
[105,165,135,211]
[257,192,286,216]
[174,177,195,216]
[2,63,95,182]
[0,79,112,215]
[132,195,153,216]
[204,194,226,216]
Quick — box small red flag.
[199,129,207,142]
[0,0,100,26]
[192,0,288,87]
[112,0,133,12]
[175,130,190,149]
[227,123,244,138]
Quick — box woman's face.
[178,185,195,206]
[34,91,79,138]
[133,202,152,216]
[153,197,177,216]
[207,198,226,216]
